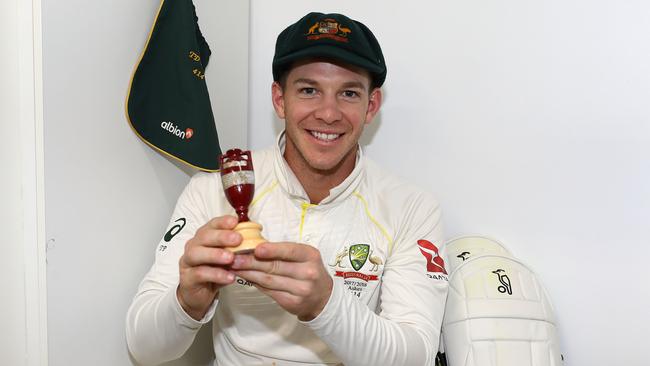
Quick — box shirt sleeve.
[304,194,448,366]
[125,173,220,365]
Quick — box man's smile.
[308,130,343,142]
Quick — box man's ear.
[364,88,383,124]
[271,82,285,119]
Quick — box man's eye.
[342,90,359,98]
[300,87,316,95]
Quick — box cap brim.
[273,44,384,82]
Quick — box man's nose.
[314,94,342,124]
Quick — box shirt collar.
[272,131,364,205]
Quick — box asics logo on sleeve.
[417,240,447,275]
[164,218,187,242]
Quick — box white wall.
[1,0,47,365]
[42,0,248,365]
[249,1,650,365]
[1,2,27,362]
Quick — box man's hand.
[231,242,333,321]
[177,215,242,320]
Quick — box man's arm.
[310,200,447,365]
[125,174,239,365]
[234,197,447,365]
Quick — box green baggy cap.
[273,12,387,87]
[127,0,221,171]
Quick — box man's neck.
[284,151,357,204]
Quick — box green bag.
[127,0,221,171]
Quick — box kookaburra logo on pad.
[457,251,471,261]
[492,269,513,295]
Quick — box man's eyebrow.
[341,81,366,90]
[291,78,367,90]
[293,78,318,86]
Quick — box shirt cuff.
[171,285,219,328]
[300,278,343,330]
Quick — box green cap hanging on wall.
[126,0,221,171]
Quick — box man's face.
[272,61,382,178]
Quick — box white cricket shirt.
[126,133,448,365]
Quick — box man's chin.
[305,153,354,176]
[306,160,339,175]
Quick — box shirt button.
[303,235,311,242]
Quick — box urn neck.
[236,208,249,222]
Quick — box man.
[127,12,448,366]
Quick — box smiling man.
[127,12,448,366]
[273,59,381,204]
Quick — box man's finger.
[182,246,234,267]
[253,285,301,308]
[253,242,317,262]
[184,265,236,285]
[204,215,239,230]
[193,228,242,248]
[235,269,303,293]
[231,254,304,278]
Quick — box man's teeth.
[311,131,340,141]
